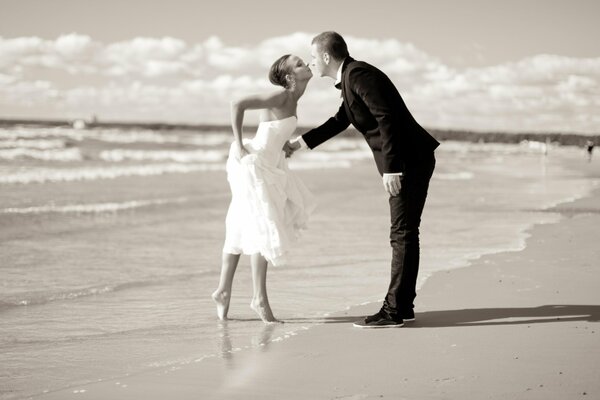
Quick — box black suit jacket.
[302,57,440,175]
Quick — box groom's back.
[343,59,439,160]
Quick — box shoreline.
[34,163,600,400]
[1,118,597,146]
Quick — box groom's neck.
[327,60,343,80]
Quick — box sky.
[1,0,599,133]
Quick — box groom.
[287,31,439,328]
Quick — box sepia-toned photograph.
[1,1,599,399]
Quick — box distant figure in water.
[586,140,594,162]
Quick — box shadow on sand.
[286,305,600,327]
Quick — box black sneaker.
[364,308,414,323]
[353,317,404,328]
[364,310,387,324]
[402,309,415,322]
[353,311,404,328]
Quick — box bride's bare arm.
[230,90,288,155]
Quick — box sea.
[0,124,597,399]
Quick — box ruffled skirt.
[222,142,316,266]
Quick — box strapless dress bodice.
[248,116,297,164]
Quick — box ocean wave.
[0,286,116,311]
[0,139,66,149]
[0,272,214,312]
[438,140,561,154]
[99,149,226,163]
[0,126,232,147]
[0,127,86,141]
[434,171,474,180]
[184,134,233,146]
[288,160,353,170]
[91,131,231,146]
[0,148,82,161]
[1,197,190,215]
[89,130,186,144]
[0,163,225,184]
[1,155,368,184]
[294,149,372,162]
[316,138,371,151]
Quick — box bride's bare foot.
[212,290,230,320]
[250,298,282,324]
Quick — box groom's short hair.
[312,31,349,61]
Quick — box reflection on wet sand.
[216,321,280,365]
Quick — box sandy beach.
[28,156,600,400]
[3,3,600,399]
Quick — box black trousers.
[382,152,436,320]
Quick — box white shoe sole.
[352,322,404,328]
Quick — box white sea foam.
[294,149,372,162]
[524,140,551,153]
[316,137,371,151]
[288,160,353,170]
[0,157,367,184]
[0,163,225,184]
[0,127,231,146]
[438,140,567,155]
[89,130,172,144]
[285,143,371,169]
[0,139,66,149]
[0,127,86,141]
[434,171,474,180]
[538,179,600,210]
[1,197,189,215]
[0,270,208,310]
[99,149,226,163]
[184,134,233,146]
[0,148,82,161]
[91,131,231,146]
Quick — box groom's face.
[310,43,328,77]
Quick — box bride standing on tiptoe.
[212,54,316,323]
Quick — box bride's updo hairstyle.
[269,54,292,89]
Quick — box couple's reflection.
[216,320,278,364]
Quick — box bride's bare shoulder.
[231,88,288,110]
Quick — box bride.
[212,54,316,323]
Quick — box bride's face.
[286,55,313,83]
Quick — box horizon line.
[0,117,597,140]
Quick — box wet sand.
[36,166,600,399]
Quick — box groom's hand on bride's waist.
[283,140,301,158]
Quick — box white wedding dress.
[223,116,316,266]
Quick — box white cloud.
[258,32,314,63]
[0,72,16,85]
[404,53,600,132]
[0,33,598,132]
[0,34,101,75]
[1,79,59,109]
[105,37,187,60]
[102,37,189,78]
[0,36,44,70]
[53,33,95,58]
[206,46,251,70]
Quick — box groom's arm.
[297,103,351,150]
